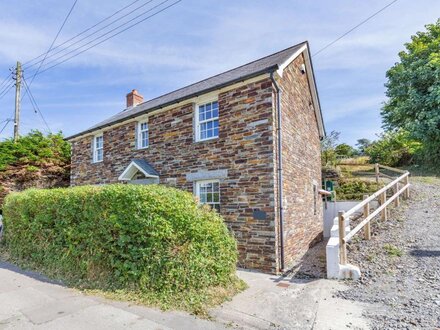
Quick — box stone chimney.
[126,89,143,108]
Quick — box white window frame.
[137,121,149,149]
[93,134,104,163]
[195,180,220,212]
[195,100,219,142]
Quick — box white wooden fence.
[326,164,410,279]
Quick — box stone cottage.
[67,41,326,274]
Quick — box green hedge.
[0,130,70,171]
[2,184,238,299]
[335,178,383,201]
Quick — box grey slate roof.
[67,41,307,140]
[132,159,159,177]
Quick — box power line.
[23,0,144,67]
[1,0,180,137]
[0,83,14,100]
[26,0,179,77]
[1,0,181,138]
[0,80,13,96]
[0,118,12,135]
[0,72,12,91]
[22,75,51,133]
[28,0,182,78]
[23,0,153,70]
[25,0,79,93]
[312,0,399,57]
[0,118,11,125]
[0,72,13,95]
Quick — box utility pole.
[13,61,22,142]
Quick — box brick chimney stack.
[126,89,143,108]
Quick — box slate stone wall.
[71,63,324,273]
[276,53,324,269]
[71,78,279,272]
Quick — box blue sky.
[0,0,439,145]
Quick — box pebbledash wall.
[70,58,323,273]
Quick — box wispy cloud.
[1,0,440,143]
[324,95,386,122]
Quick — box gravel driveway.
[338,176,440,329]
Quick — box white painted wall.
[323,201,379,238]
[324,201,379,279]
[323,201,360,238]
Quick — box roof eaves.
[304,41,326,138]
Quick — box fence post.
[363,194,371,240]
[338,211,347,265]
[379,192,387,221]
[394,182,400,207]
[404,174,410,199]
[375,163,380,184]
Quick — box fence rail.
[338,164,410,266]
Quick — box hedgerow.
[2,184,242,313]
[335,178,383,201]
[0,130,70,171]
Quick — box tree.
[364,130,422,167]
[335,143,357,158]
[356,138,371,155]
[321,130,340,165]
[381,19,440,164]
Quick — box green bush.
[365,130,422,167]
[0,130,70,171]
[335,178,383,200]
[2,184,240,312]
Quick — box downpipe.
[270,72,285,272]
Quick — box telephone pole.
[13,61,22,142]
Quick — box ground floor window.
[196,180,220,212]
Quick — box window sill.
[92,160,103,164]
[194,136,219,143]
[136,146,149,150]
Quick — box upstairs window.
[93,134,103,163]
[196,100,219,141]
[137,121,149,149]
[196,180,220,212]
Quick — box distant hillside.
[0,131,71,208]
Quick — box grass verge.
[0,244,246,316]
